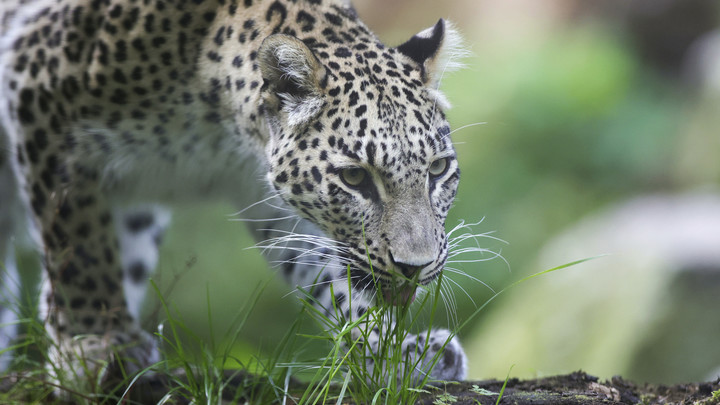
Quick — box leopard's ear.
[396,19,466,90]
[258,35,327,128]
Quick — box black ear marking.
[396,19,445,66]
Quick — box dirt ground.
[419,371,720,405]
[127,370,720,404]
[3,370,719,404]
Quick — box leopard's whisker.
[441,121,487,142]
[269,254,346,267]
[254,242,350,259]
[445,284,460,329]
[286,273,365,300]
[272,256,341,269]
[228,193,284,217]
[444,267,496,295]
[448,230,505,245]
[253,231,351,251]
[228,214,300,223]
[446,218,486,236]
[436,282,453,327]
[444,273,476,309]
[256,228,350,245]
[447,247,500,260]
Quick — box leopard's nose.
[389,252,433,278]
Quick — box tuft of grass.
[286,264,465,405]
[150,278,298,404]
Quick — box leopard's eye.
[428,158,449,178]
[340,167,368,188]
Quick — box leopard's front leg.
[13,148,158,391]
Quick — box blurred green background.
[146,0,720,385]
[14,0,720,386]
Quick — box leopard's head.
[259,19,463,302]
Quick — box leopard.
[0,0,468,390]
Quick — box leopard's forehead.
[307,44,453,181]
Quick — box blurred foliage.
[429,0,718,384]
[441,23,683,320]
[147,3,718,384]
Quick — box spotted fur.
[0,0,467,386]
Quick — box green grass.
[0,253,589,404]
[0,245,467,404]
[0,279,451,404]
[149,279,291,404]
[291,270,452,404]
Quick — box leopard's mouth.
[344,250,445,299]
[346,262,420,306]
[381,283,417,306]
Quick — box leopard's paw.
[404,328,467,382]
[47,328,159,397]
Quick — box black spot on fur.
[311,166,322,182]
[125,212,154,233]
[82,317,95,328]
[70,297,87,309]
[275,171,288,183]
[80,276,97,291]
[92,299,109,310]
[265,1,287,28]
[334,47,351,58]
[76,222,91,238]
[127,261,147,283]
[296,10,316,32]
[325,13,343,26]
[102,274,120,294]
[60,262,80,284]
[365,142,376,166]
